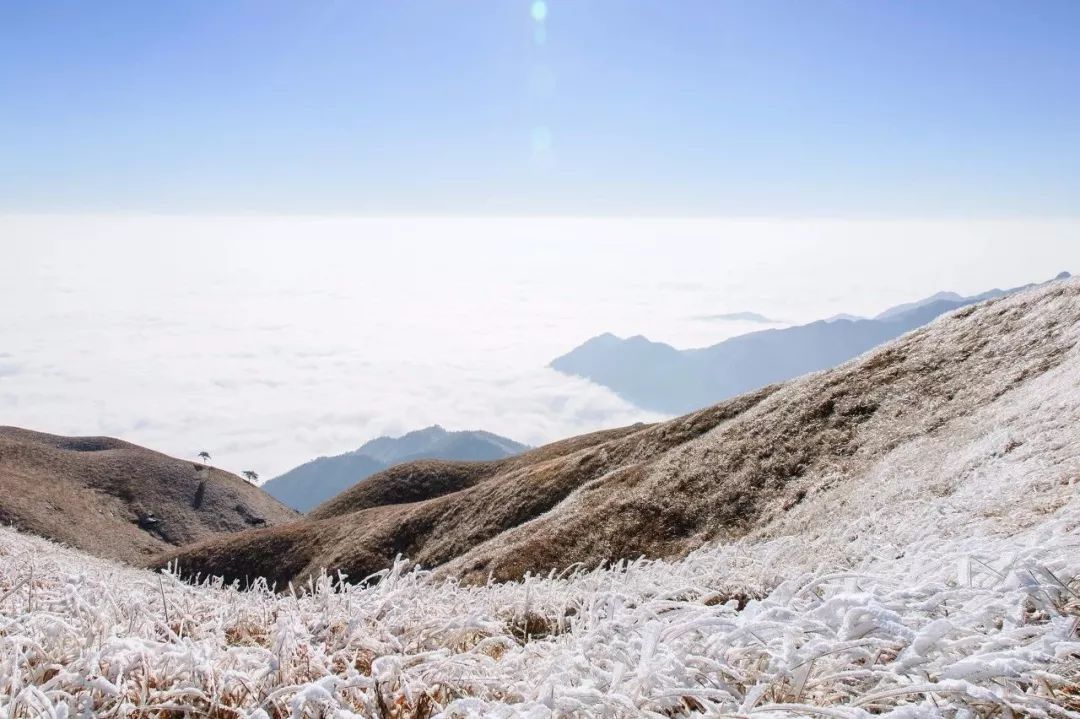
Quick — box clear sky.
[3,1,1079,216]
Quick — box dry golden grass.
[0,427,298,564]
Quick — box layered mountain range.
[261,425,528,512]
[551,272,1071,414]
[154,275,1080,586]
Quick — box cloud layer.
[3,216,1079,477]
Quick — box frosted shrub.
[1,497,1078,718]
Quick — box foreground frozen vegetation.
[1,496,1078,719]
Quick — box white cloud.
[2,215,1079,477]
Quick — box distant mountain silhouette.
[262,426,529,512]
[261,454,387,514]
[353,425,526,465]
[691,311,779,323]
[874,291,965,320]
[551,272,1070,414]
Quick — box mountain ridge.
[156,277,1080,587]
[551,272,1070,414]
[261,425,528,512]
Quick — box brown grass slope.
[0,427,299,563]
[158,278,1080,586]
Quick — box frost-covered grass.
[2,498,1079,719]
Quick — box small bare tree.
[198,451,211,464]
[242,470,259,484]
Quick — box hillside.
[262,425,528,512]
[159,276,1080,588]
[0,427,298,563]
[551,272,1070,413]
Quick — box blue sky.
[2,1,1079,216]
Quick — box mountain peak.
[409,424,448,437]
[584,332,623,346]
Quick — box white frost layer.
[1,493,1078,718]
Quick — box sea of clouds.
[3,216,1077,477]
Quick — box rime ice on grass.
[1,489,1078,717]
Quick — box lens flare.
[530,65,557,97]
[531,1,548,22]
